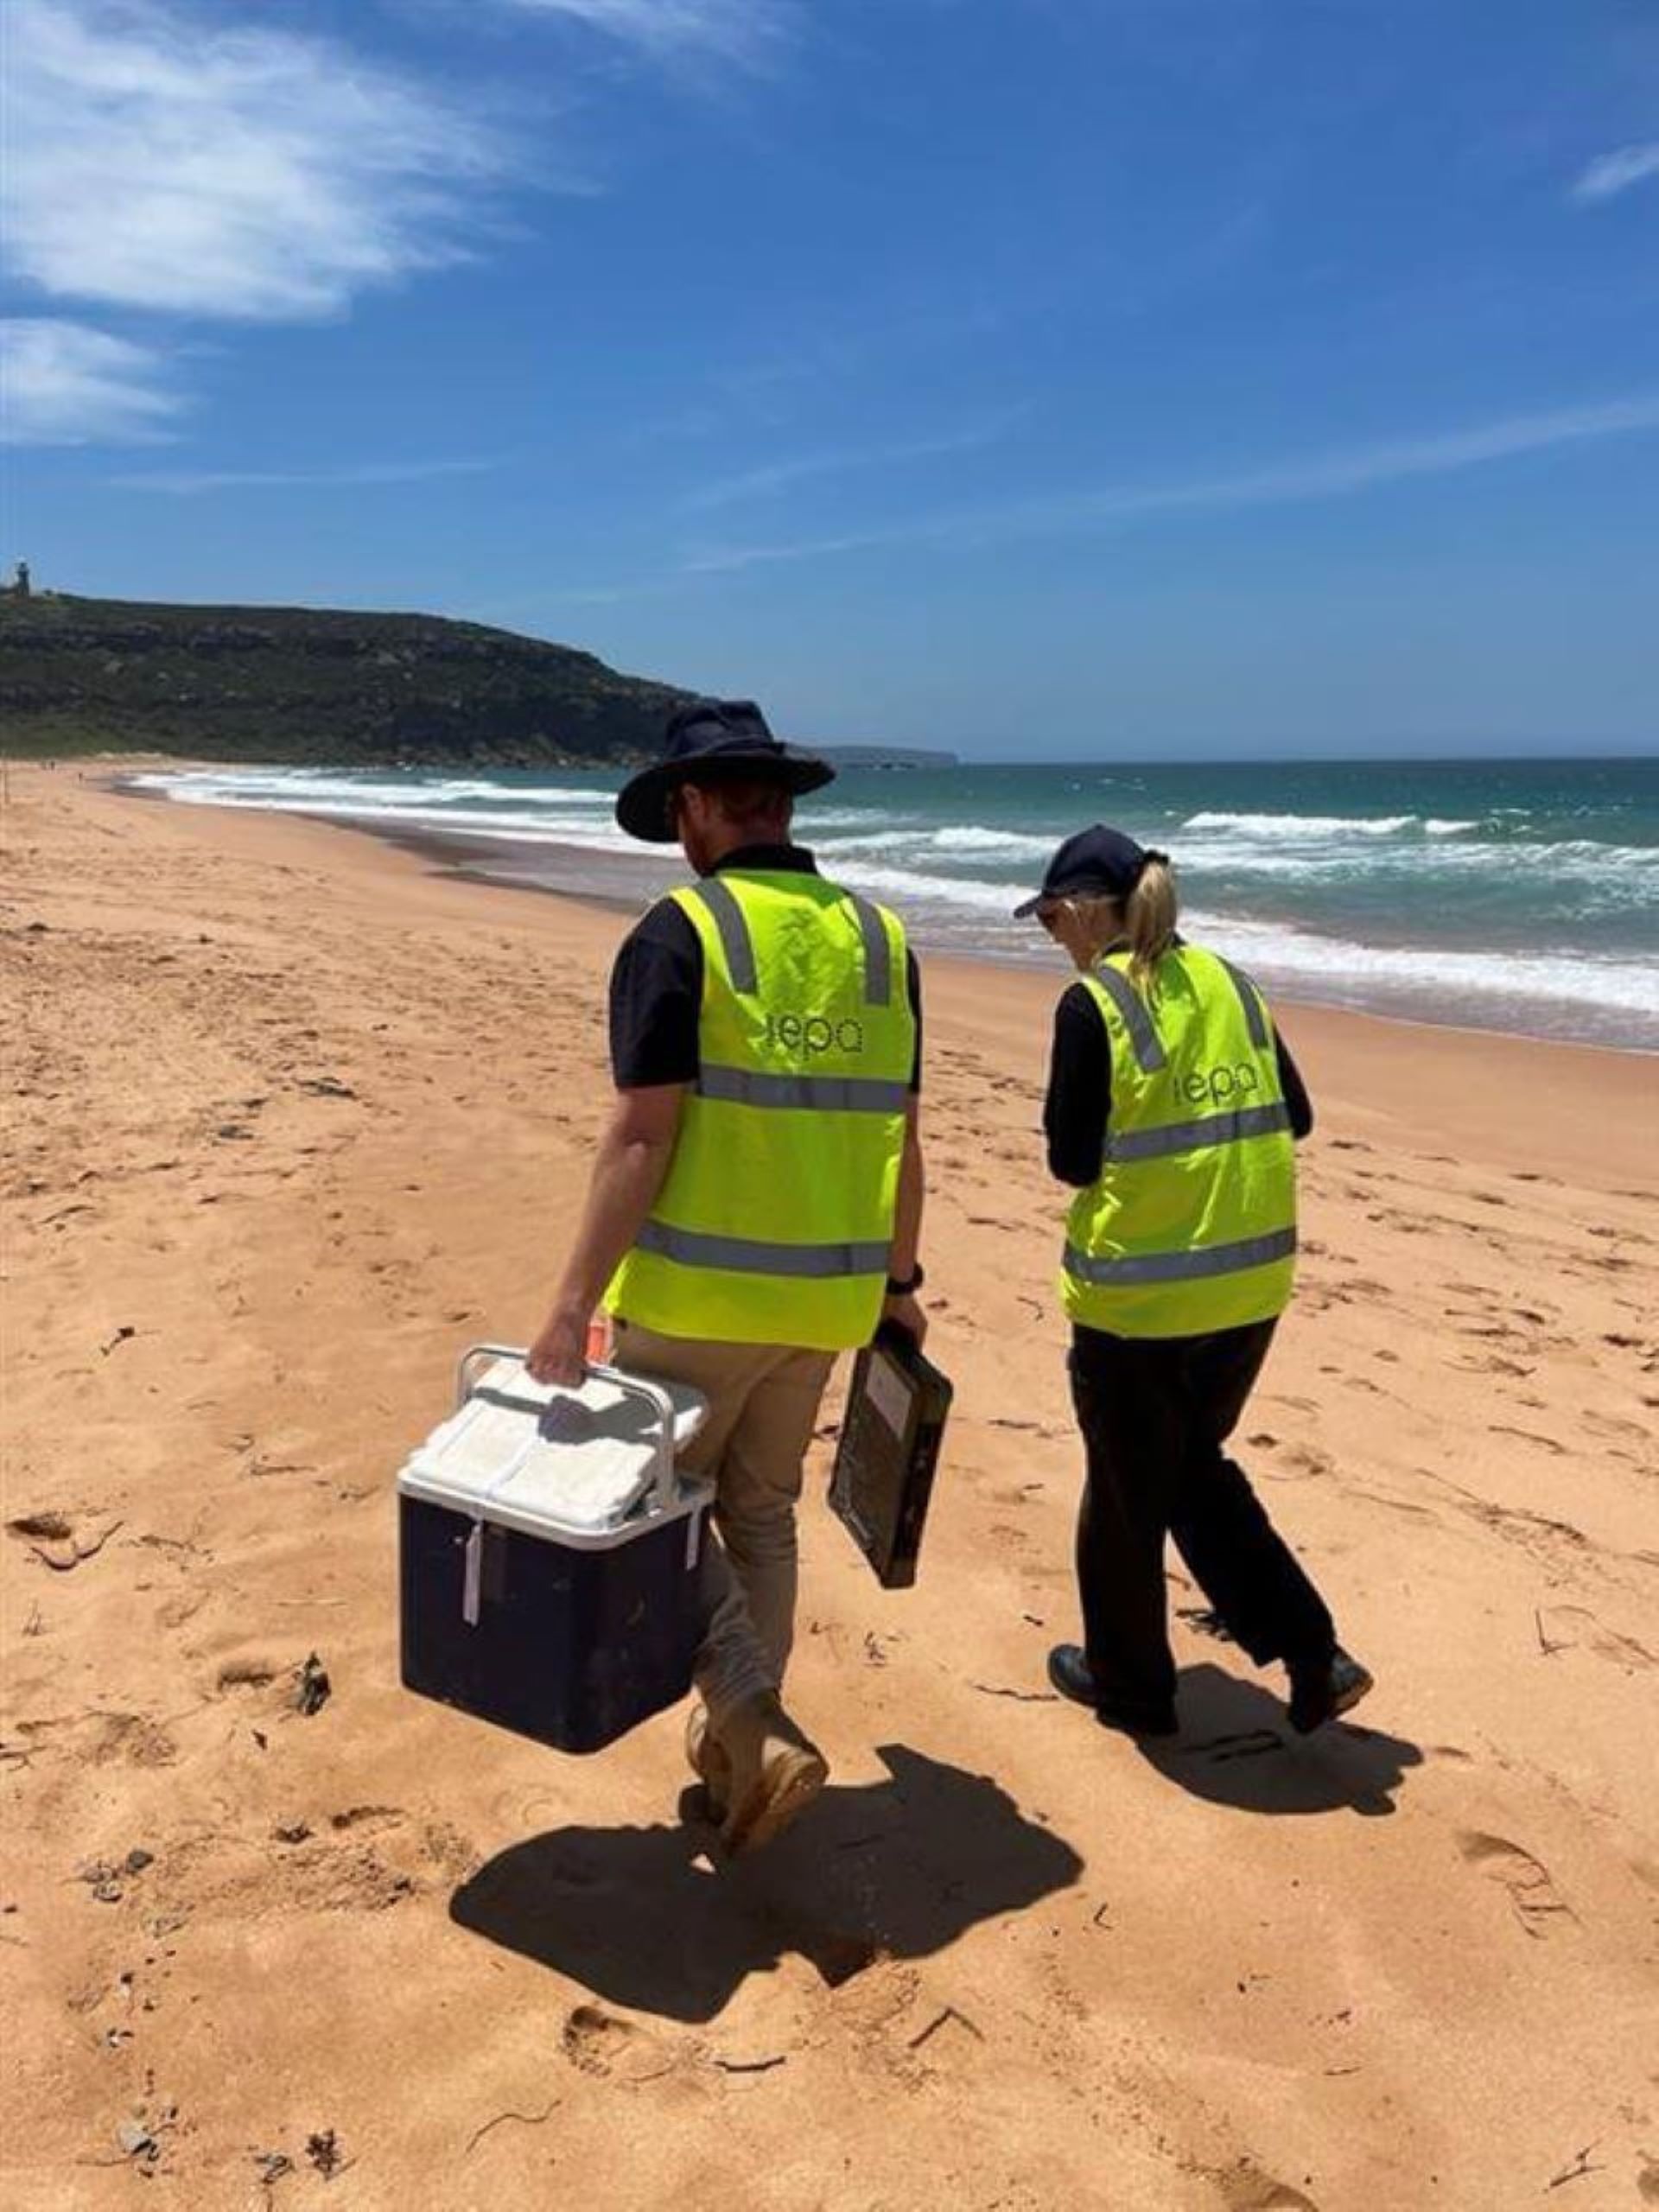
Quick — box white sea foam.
[1181,906,1659,1027]
[139,768,613,810]
[931,824,1057,860]
[136,767,1659,1043]
[1183,810,1417,838]
[819,823,1055,866]
[140,773,637,855]
[813,830,935,855]
[317,803,640,852]
[829,857,1030,915]
[820,863,1659,1030]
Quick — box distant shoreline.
[6,735,1656,768]
[111,768,1659,1059]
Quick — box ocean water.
[138,756,1659,1051]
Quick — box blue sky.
[3,0,1657,757]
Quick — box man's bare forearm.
[550,1122,675,1321]
[526,1084,683,1384]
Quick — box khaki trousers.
[610,1318,836,1727]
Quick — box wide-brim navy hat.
[615,698,836,843]
[1013,823,1165,916]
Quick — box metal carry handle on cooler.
[454,1342,682,1515]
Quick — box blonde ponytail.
[1055,851,1179,984]
[1123,853,1177,985]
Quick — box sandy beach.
[3,761,1656,2210]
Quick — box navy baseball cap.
[1013,824,1164,918]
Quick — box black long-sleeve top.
[1044,976,1313,1188]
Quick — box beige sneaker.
[715,1692,828,1856]
[684,1700,731,1820]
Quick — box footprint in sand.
[419,1820,477,1881]
[827,1956,920,2035]
[5,1510,74,1545]
[562,2003,678,2084]
[326,1805,405,1837]
[1536,1605,1656,1673]
[1211,2158,1319,2210]
[1456,1832,1576,1939]
[88,1713,178,1768]
[1267,1444,1331,1483]
[277,1832,419,1914]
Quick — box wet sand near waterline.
[3,762,1656,2209]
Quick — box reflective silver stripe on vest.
[634,1220,891,1279]
[1063,1224,1297,1286]
[1090,963,1166,1074]
[1216,957,1269,1049]
[689,880,759,994]
[849,896,892,1008]
[691,880,894,1011]
[1105,1101,1292,1163]
[696,1064,909,1113]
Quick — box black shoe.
[1046,1645,1178,1738]
[1287,1645,1375,1734]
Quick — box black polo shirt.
[1044,975,1313,1188]
[609,844,924,1092]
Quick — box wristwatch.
[885,1264,925,1296]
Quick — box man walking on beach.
[527,700,926,1853]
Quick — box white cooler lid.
[398,1357,708,1540]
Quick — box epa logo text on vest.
[1177,1060,1261,1105]
[764,1013,866,1056]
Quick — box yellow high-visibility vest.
[607,869,914,1350]
[1062,943,1296,1338]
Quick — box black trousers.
[1067,1318,1335,1715]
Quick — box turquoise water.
[141,755,1659,1050]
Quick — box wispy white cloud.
[1,318,181,445]
[2,0,506,321]
[683,393,1659,572]
[1572,143,1659,203]
[496,0,794,68]
[108,458,505,495]
[683,417,1020,512]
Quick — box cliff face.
[0,593,691,763]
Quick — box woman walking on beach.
[1017,825,1372,1739]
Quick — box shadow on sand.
[450,1741,1083,2024]
[1143,1662,1422,1817]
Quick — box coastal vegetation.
[0,591,689,765]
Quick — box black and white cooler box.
[399,1344,711,1753]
